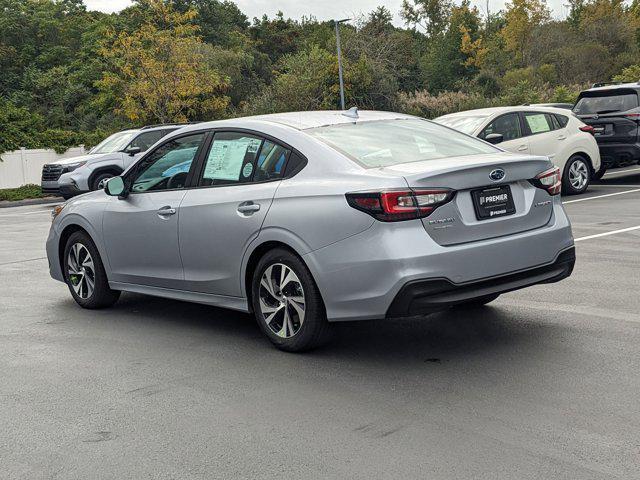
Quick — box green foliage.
[0,0,639,155]
[0,185,45,202]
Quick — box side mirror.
[104,176,126,198]
[125,146,142,156]
[484,133,504,145]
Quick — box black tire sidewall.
[251,249,329,352]
[63,231,119,309]
[562,156,591,195]
[92,173,114,191]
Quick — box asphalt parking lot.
[1,168,640,480]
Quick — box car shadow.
[100,292,557,369]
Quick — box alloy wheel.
[259,263,305,338]
[569,159,589,191]
[67,243,95,299]
[97,175,113,190]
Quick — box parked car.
[41,124,187,199]
[573,81,640,178]
[47,110,575,352]
[434,106,601,195]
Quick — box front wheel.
[91,173,115,191]
[251,249,331,352]
[562,156,591,195]
[63,231,120,309]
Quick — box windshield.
[306,118,498,168]
[434,115,489,135]
[574,92,639,115]
[90,131,137,154]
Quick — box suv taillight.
[346,189,455,222]
[579,125,595,135]
[530,167,562,195]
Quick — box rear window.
[306,119,498,168]
[574,91,639,115]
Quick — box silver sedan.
[47,110,575,351]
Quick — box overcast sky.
[83,0,571,24]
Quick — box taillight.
[624,113,640,120]
[530,167,561,195]
[579,125,595,135]
[346,189,455,222]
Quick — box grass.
[0,184,47,202]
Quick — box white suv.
[435,106,601,195]
[41,124,185,199]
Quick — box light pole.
[334,18,350,110]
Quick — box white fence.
[0,147,86,189]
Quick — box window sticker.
[204,138,259,181]
[242,162,254,178]
[526,114,550,134]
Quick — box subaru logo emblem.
[489,168,505,182]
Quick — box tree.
[98,0,229,123]
[501,0,551,65]
[401,0,453,38]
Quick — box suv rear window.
[306,119,498,168]
[574,91,639,115]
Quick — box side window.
[199,132,262,186]
[130,133,204,193]
[523,113,553,135]
[254,140,290,182]
[481,113,522,142]
[128,131,166,152]
[554,114,569,128]
[285,151,307,177]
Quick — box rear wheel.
[63,231,120,309]
[251,249,331,352]
[562,155,591,195]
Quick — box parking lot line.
[563,188,640,204]
[603,167,640,176]
[575,225,640,242]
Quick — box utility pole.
[334,18,350,111]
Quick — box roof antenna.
[341,106,359,119]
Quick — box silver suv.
[41,125,184,199]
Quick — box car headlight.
[51,203,67,221]
[65,161,87,172]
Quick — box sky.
[83,0,572,24]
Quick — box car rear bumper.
[386,247,575,317]
[598,142,640,168]
[304,199,574,321]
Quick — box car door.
[102,132,207,288]
[479,112,530,154]
[179,131,290,296]
[522,111,564,163]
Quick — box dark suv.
[573,82,640,178]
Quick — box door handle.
[557,135,567,140]
[157,206,176,217]
[237,202,260,214]
[517,145,528,151]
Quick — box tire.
[562,155,591,195]
[455,294,500,308]
[251,248,331,352]
[63,231,120,309]
[592,166,607,180]
[91,172,115,191]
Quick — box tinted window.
[285,151,306,177]
[574,92,639,114]
[481,113,522,141]
[307,119,498,168]
[554,114,569,128]
[523,113,553,134]
[199,132,262,186]
[131,133,204,192]
[129,129,176,152]
[254,140,289,182]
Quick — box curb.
[0,197,63,209]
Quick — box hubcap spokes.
[68,243,95,299]
[259,263,305,338]
[569,161,588,190]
